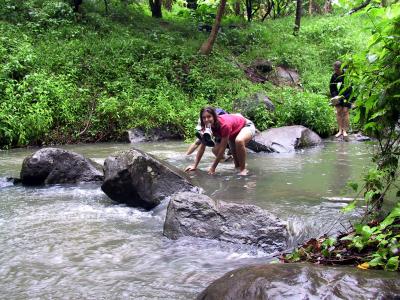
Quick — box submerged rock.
[20,148,103,186]
[101,148,197,210]
[164,192,288,253]
[353,133,371,142]
[0,177,17,188]
[197,263,400,300]
[247,125,322,153]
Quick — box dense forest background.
[0,0,373,148]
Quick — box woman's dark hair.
[200,106,220,131]
[333,61,342,70]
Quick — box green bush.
[270,87,336,137]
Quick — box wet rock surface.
[101,148,197,210]
[329,132,372,142]
[0,177,16,188]
[247,125,322,153]
[125,127,182,143]
[20,148,103,185]
[164,192,288,253]
[197,263,400,300]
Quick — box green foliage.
[321,237,337,257]
[284,204,399,272]
[286,2,400,273]
[341,203,400,271]
[0,0,74,28]
[344,3,400,213]
[0,25,35,81]
[270,88,336,137]
[347,4,400,139]
[190,0,218,25]
[0,1,369,148]
[285,248,302,262]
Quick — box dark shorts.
[338,98,352,108]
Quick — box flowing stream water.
[0,140,383,299]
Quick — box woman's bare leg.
[228,140,239,168]
[335,105,343,137]
[342,107,349,137]
[235,128,253,175]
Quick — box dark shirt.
[330,71,353,107]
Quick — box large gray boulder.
[197,263,400,300]
[164,192,288,253]
[101,148,197,210]
[20,148,103,186]
[247,125,322,153]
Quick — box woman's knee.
[235,139,246,148]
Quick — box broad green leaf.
[342,201,357,213]
[385,256,399,271]
[368,256,384,267]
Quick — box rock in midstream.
[164,191,288,253]
[247,125,322,153]
[20,147,103,185]
[101,148,199,210]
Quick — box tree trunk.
[308,0,312,15]
[72,0,83,12]
[293,0,302,35]
[323,0,332,13]
[187,0,197,9]
[246,0,252,21]
[104,0,109,15]
[163,0,173,11]
[234,0,241,15]
[199,0,227,55]
[261,0,273,21]
[149,0,163,18]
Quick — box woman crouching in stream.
[184,106,255,176]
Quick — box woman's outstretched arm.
[185,144,206,172]
[208,137,229,174]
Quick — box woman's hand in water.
[184,165,197,172]
[208,167,216,175]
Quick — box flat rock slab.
[164,192,288,253]
[101,148,197,210]
[247,125,322,153]
[20,148,103,185]
[197,263,400,300]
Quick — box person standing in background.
[330,61,353,138]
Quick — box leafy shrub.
[271,87,336,137]
[0,0,74,28]
[0,26,35,81]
